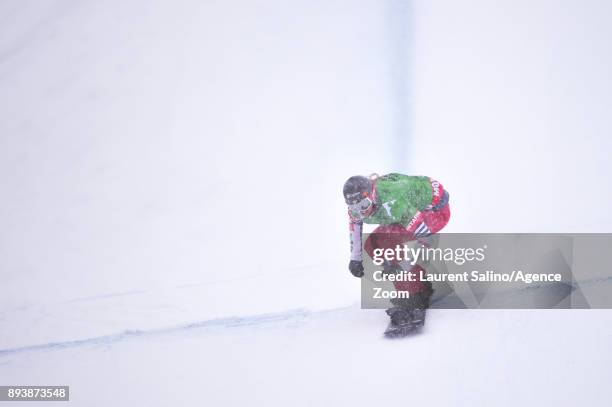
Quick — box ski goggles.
[348,196,374,220]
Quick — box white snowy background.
[1,0,611,406]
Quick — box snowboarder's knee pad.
[382,261,403,277]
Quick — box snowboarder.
[343,173,451,337]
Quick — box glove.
[348,260,364,278]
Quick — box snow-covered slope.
[3,307,612,406]
[2,1,612,405]
[0,0,404,338]
[409,0,612,232]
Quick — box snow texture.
[1,0,612,405]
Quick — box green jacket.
[363,173,433,227]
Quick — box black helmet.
[343,175,372,204]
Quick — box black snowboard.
[383,308,427,338]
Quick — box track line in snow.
[0,306,350,357]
